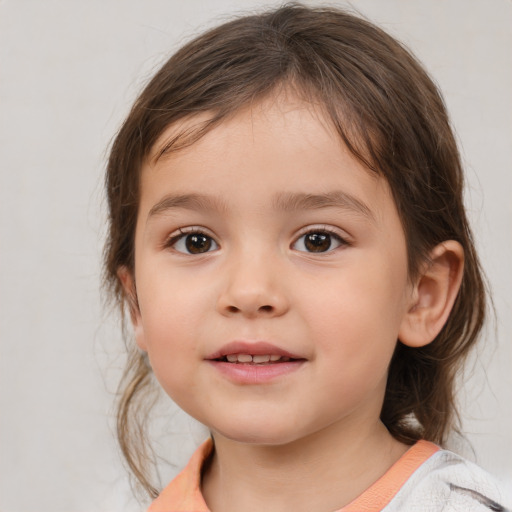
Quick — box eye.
[292,230,346,253]
[167,231,219,254]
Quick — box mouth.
[214,354,297,364]
[206,341,304,363]
[206,341,305,383]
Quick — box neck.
[201,420,408,512]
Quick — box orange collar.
[148,438,439,512]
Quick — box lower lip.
[207,360,305,384]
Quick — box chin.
[210,419,302,446]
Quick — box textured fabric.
[147,438,509,512]
[378,450,509,512]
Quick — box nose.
[216,252,289,318]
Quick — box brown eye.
[170,232,218,254]
[305,233,331,252]
[293,231,344,253]
[185,234,212,253]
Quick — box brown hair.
[104,3,486,497]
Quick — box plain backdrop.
[1,1,511,511]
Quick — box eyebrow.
[147,193,228,221]
[147,190,374,222]
[272,191,374,221]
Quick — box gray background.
[1,1,511,510]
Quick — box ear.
[398,241,464,348]
[117,266,148,351]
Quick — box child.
[104,4,509,511]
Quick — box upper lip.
[206,341,303,360]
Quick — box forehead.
[139,94,393,222]
[148,87,375,167]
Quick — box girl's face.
[129,95,415,446]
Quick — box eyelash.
[164,228,219,255]
[292,226,350,254]
[164,226,350,255]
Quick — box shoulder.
[385,448,510,512]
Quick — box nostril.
[227,305,239,313]
[259,305,273,313]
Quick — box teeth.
[252,354,270,363]
[223,354,289,364]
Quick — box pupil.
[305,233,331,252]
[186,234,211,254]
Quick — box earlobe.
[398,241,464,348]
[117,266,148,351]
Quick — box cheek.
[142,310,200,410]
[135,273,207,381]
[138,261,211,330]
[307,292,399,415]
[306,262,407,365]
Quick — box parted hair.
[104,3,486,498]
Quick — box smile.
[206,341,305,383]
[206,340,303,362]
[220,354,292,364]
